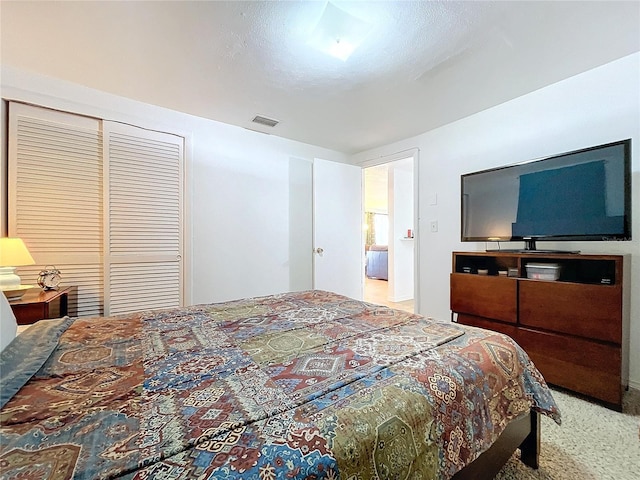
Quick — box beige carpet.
[495,387,640,479]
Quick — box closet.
[8,102,184,316]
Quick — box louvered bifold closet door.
[103,122,183,316]
[8,103,104,317]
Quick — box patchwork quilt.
[0,290,560,479]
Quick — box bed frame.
[453,410,540,479]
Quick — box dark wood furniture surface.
[8,286,77,325]
[452,411,539,480]
[450,251,630,410]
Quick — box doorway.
[363,156,415,313]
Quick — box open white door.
[313,159,363,300]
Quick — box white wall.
[2,55,638,387]
[352,53,640,389]
[0,66,348,305]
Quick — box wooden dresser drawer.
[450,273,517,323]
[455,313,519,340]
[519,280,622,344]
[517,327,622,407]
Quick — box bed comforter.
[0,290,560,479]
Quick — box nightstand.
[8,286,77,325]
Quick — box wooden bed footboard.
[452,410,540,479]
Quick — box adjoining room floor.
[364,277,414,313]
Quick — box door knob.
[315,247,324,254]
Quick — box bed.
[0,290,560,479]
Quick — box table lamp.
[0,237,35,300]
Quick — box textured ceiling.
[1,1,639,154]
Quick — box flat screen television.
[461,139,632,252]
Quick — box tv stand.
[450,251,630,410]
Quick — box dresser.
[450,251,630,410]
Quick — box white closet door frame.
[103,121,184,315]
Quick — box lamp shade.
[0,238,35,267]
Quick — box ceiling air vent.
[252,115,279,127]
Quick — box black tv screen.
[461,139,631,250]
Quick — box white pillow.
[0,293,18,352]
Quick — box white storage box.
[526,263,561,281]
